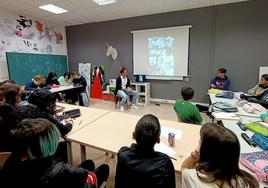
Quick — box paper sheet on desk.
[161,127,182,140]
[154,142,176,158]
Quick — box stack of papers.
[212,112,240,120]
[154,142,176,158]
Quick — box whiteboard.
[259,67,268,78]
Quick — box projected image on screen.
[148,36,175,76]
[132,26,190,79]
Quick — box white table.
[209,94,267,187]
[50,85,82,93]
[56,103,111,164]
[66,112,201,173]
[209,93,267,118]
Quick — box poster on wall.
[0,11,66,61]
[0,9,66,80]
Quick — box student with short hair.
[181,123,259,188]
[210,68,230,90]
[0,118,109,188]
[174,86,204,125]
[0,83,21,106]
[71,72,88,105]
[115,114,175,188]
[25,75,46,91]
[115,67,138,111]
[248,74,268,95]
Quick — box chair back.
[0,152,11,166]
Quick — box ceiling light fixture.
[39,4,68,14]
[92,0,116,6]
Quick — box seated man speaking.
[115,67,138,111]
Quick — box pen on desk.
[170,156,177,161]
[78,120,82,126]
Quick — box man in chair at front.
[115,67,138,111]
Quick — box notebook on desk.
[212,112,240,121]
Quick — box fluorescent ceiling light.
[39,4,68,14]
[92,0,116,6]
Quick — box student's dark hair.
[63,72,70,79]
[120,67,127,74]
[218,68,227,74]
[3,80,16,84]
[48,72,57,79]
[0,83,20,106]
[196,123,259,188]
[261,74,268,81]
[135,114,161,151]
[0,103,15,129]
[28,89,56,115]
[181,86,194,101]
[9,118,60,159]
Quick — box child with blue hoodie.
[210,68,230,90]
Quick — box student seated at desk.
[115,114,175,188]
[240,89,268,108]
[71,72,87,105]
[0,118,109,188]
[27,89,73,136]
[174,86,204,125]
[181,123,259,188]
[0,104,16,152]
[25,75,46,91]
[46,72,62,102]
[248,74,268,96]
[58,72,72,85]
[210,68,230,90]
[0,83,21,107]
[115,67,138,112]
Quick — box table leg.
[67,140,73,164]
[80,145,86,162]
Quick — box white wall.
[0,9,67,81]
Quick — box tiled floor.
[69,99,212,188]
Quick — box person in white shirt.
[115,67,138,111]
[181,123,259,188]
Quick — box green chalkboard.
[6,52,68,85]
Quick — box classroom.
[0,0,268,187]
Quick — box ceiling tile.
[0,0,251,26]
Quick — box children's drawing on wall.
[15,15,35,39]
[34,20,44,36]
[0,11,65,59]
[0,40,6,57]
[55,32,63,44]
[0,19,14,37]
[46,45,52,53]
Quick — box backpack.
[84,172,98,188]
[240,151,268,184]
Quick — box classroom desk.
[56,103,110,135]
[50,85,82,93]
[56,103,111,163]
[66,112,200,173]
[209,93,267,118]
[210,95,267,187]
